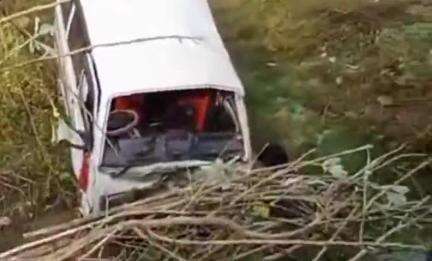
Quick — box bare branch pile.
[1,146,430,260]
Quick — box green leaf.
[322,158,348,178]
[381,185,410,195]
[252,204,270,219]
[329,164,348,178]
[39,23,54,36]
[386,191,407,207]
[322,158,341,172]
[391,185,410,195]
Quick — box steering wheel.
[106,110,139,137]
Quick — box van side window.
[68,7,86,51]
[67,4,87,82]
[66,4,94,128]
[78,70,95,130]
[80,64,95,116]
[61,2,72,26]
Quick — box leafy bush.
[0,5,73,217]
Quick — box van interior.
[102,89,244,169]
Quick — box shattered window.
[101,89,244,170]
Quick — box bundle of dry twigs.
[1,146,431,261]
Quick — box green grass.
[213,0,432,163]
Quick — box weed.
[0,1,74,217]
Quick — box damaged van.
[54,0,252,215]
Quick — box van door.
[54,1,73,115]
[69,70,88,176]
[61,2,92,176]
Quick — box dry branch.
[1,149,430,260]
[0,0,70,25]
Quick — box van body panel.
[54,0,252,216]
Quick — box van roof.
[78,0,245,100]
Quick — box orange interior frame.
[177,90,212,132]
[113,90,213,132]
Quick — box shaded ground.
[0,209,76,252]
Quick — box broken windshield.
[101,89,244,169]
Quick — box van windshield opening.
[101,89,244,168]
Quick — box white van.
[54,0,253,215]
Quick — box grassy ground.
[213,0,432,162]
